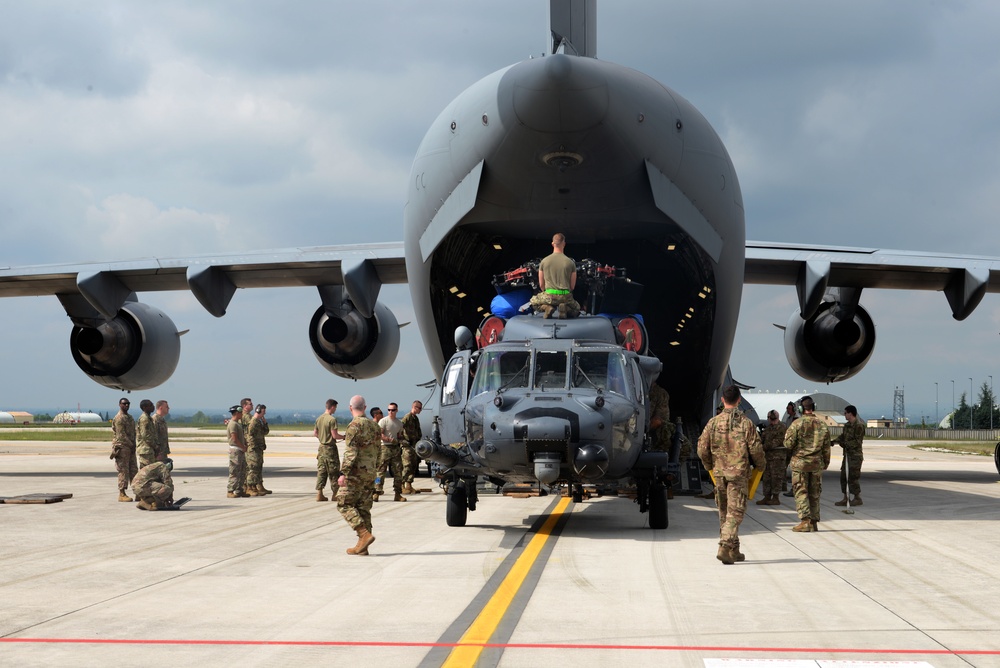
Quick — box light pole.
[991,375,994,431]
[970,377,974,429]
[951,380,955,430]
[935,382,938,427]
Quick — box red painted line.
[0,638,998,655]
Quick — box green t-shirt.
[539,252,576,291]
[315,413,338,447]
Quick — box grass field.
[910,441,998,456]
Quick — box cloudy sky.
[2,1,999,421]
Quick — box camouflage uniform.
[647,384,675,451]
[834,419,865,497]
[785,413,832,523]
[400,411,423,485]
[376,415,405,496]
[337,416,380,531]
[131,461,174,507]
[314,413,341,495]
[697,407,765,552]
[111,409,137,496]
[529,252,581,317]
[760,421,788,499]
[227,418,246,495]
[136,412,156,467]
[246,414,269,489]
[151,413,170,462]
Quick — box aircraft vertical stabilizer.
[550,0,596,57]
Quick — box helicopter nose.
[573,444,609,480]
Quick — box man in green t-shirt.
[314,399,344,501]
[529,232,581,318]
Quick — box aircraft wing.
[0,242,406,318]
[745,241,1000,321]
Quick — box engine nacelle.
[70,301,182,391]
[784,301,876,383]
[309,300,399,380]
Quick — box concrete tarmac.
[2,432,1000,668]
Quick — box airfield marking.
[438,495,571,667]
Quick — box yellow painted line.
[442,496,571,667]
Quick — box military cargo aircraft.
[2,1,1000,528]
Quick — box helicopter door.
[438,350,471,444]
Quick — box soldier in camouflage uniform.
[784,395,831,532]
[314,399,344,501]
[375,403,406,502]
[136,399,157,468]
[226,405,249,498]
[337,395,380,555]
[245,404,271,496]
[152,400,171,463]
[648,383,675,451]
[697,385,765,565]
[833,404,865,506]
[399,400,423,494]
[132,460,174,510]
[756,410,787,506]
[110,398,137,502]
[528,233,582,318]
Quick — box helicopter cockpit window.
[533,350,568,389]
[441,357,466,406]
[470,350,530,396]
[572,350,629,396]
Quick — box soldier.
[239,397,253,491]
[152,400,171,462]
[697,385,765,565]
[780,401,798,498]
[528,232,581,318]
[132,459,174,510]
[226,405,249,498]
[833,404,865,506]
[245,404,271,496]
[337,395,380,556]
[755,409,787,506]
[375,402,407,502]
[784,395,832,532]
[135,399,156,467]
[648,383,674,452]
[399,400,423,494]
[110,397,137,502]
[314,399,344,501]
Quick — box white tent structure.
[52,412,105,424]
[0,411,15,424]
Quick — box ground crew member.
[110,397,137,502]
[400,400,423,494]
[529,232,581,318]
[337,395,380,556]
[756,409,787,506]
[834,404,865,506]
[226,405,248,498]
[697,385,765,564]
[375,402,406,502]
[136,399,156,468]
[648,383,674,452]
[132,459,174,510]
[152,400,171,462]
[785,395,831,532]
[314,399,344,501]
[246,404,271,496]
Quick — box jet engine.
[70,301,182,391]
[783,300,876,383]
[308,300,400,379]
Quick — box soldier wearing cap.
[227,405,249,498]
[245,403,271,496]
[785,395,832,532]
[110,397,137,502]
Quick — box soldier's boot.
[394,493,407,502]
[792,519,813,532]
[227,492,239,498]
[851,496,862,506]
[716,544,735,565]
[556,303,568,318]
[402,482,415,494]
[316,490,328,502]
[136,499,152,511]
[768,496,781,505]
[347,527,375,555]
[372,492,380,502]
[538,304,554,319]
[732,543,746,562]
[834,495,849,506]
[246,486,261,497]
[755,495,771,505]
[811,519,819,531]
[257,484,272,495]
[118,491,133,502]
[237,490,250,498]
